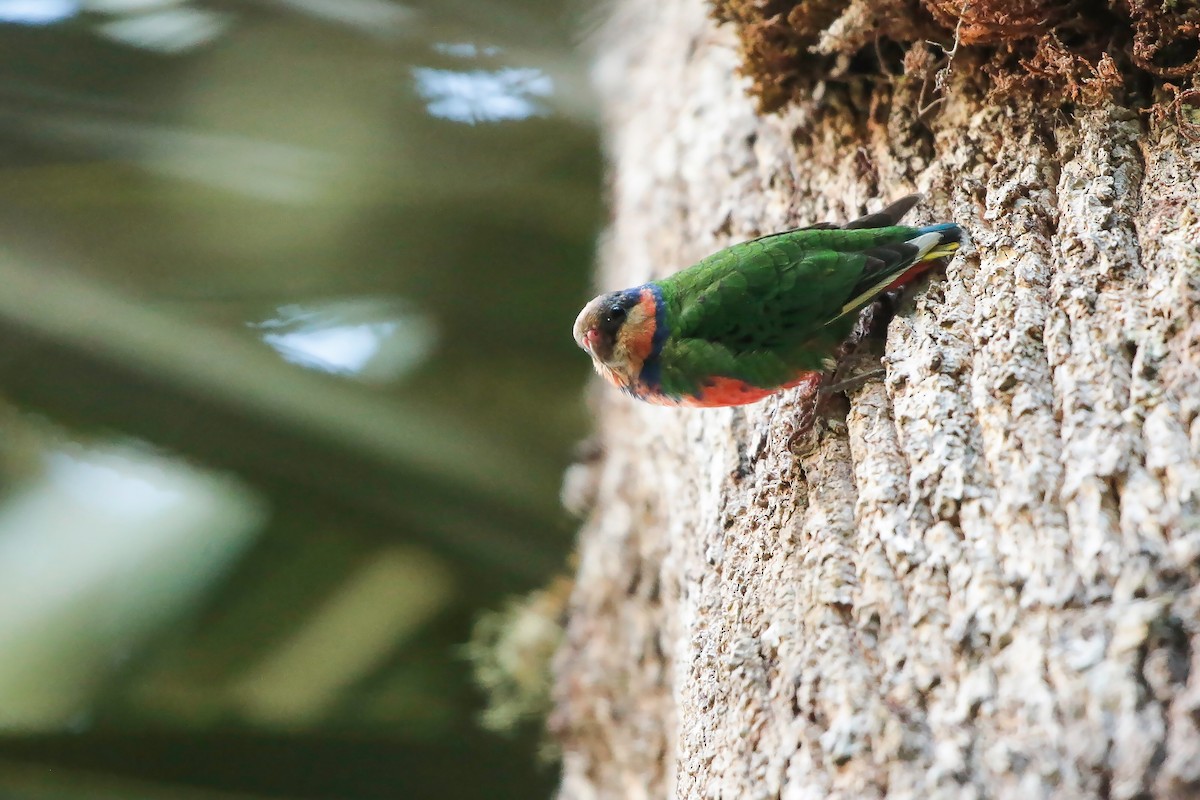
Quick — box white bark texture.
[552,1,1200,798]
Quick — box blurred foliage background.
[0,0,600,796]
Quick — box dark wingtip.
[879,193,923,223]
[843,193,922,229]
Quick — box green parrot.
[572,195,960,406]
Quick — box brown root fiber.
[922,0,1075,45]
[988,35,1124,106]
[709,0,1200,112]
[711,0,852,112]
[1122,0,1200,78]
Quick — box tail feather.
[842,194,921,229]
[769,193,931,237]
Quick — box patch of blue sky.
[412,66,554,124]
[254,300,436,382]
[0,0,79,25]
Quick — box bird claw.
[786,401,821,456]
[787,362,884,456]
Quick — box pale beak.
[572,305,593,352]
[583,328,601,352]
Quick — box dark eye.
[599,303,626,336]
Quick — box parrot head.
[573,287,661,389]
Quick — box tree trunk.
[552,1,1200,798]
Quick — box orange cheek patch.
[617,291,660,364]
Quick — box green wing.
[663,227,922,343]
[654,226,923,397]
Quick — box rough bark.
[553,1,1200,798]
